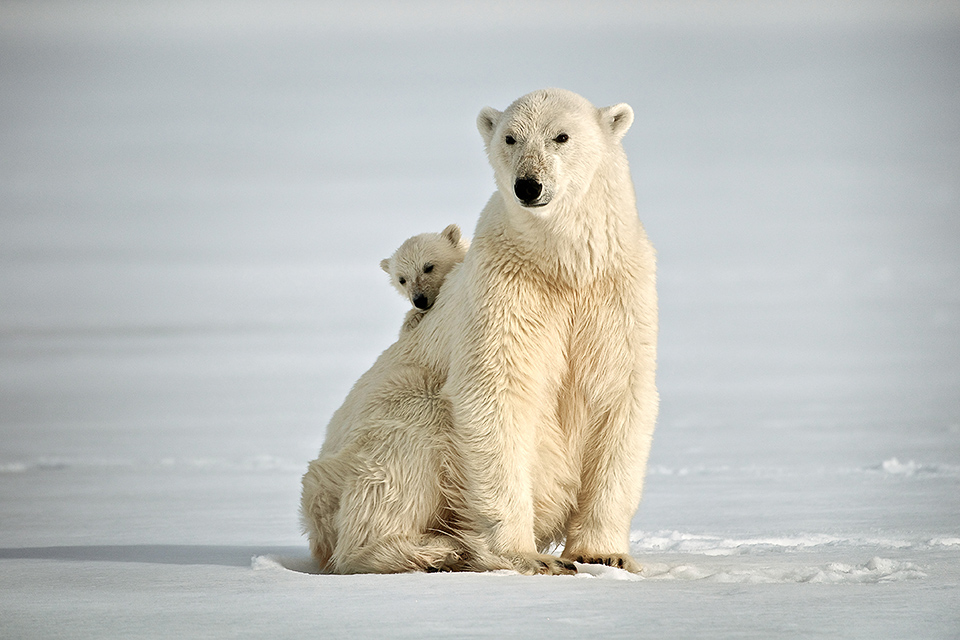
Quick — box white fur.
[380,224,469,332]
[300,225,468,573]
[301,89,657,575]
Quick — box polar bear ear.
[477,107,502,145]
[441,224,461,247]
[599,103,634,141]
[380,258,391,274]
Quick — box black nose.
[412,294,430,310]
[514,178,542,203]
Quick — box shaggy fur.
[301,89,657,575]
[380,224,469,332]
[300,225,468,573]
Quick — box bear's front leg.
[562,364,657,574]
[445,293,572,575]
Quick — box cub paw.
[568,553,641,573]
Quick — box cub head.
[476,88,633,213]
[380,224,469,311]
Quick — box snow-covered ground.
[1,1,958,637]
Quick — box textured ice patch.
[573,563,643,581]
[869,458,960,477]
[648,461,960,478]
[640,557,926,584]
[928,537,960,547]
[252,554,321,574]
[251,555,285,571]
[631,530,853,556]
[630,530,933,584]
[630,530,944,556]
[882,458,922,475]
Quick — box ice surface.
[1,1,959,638]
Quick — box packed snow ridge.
[872,457,960,477]
[630,530,960,554]
[638,557,927,584]
[251,553,927,584]
[647,459,960,478]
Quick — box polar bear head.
[476,88,633,214]
[380,224,470,311]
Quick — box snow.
[1,1,959,638]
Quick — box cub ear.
[380,258,391,274]
[441,224,462,247]
[476,106,502,145]
[599,103,634,140]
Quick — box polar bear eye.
[423,263,434,273]
[554,133,569,144]
[398,277,406,285]
[505,135,516,145]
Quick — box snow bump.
[639,557,926,584]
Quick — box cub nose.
[412,294,430,310]
[514,178,543,204]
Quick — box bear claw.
[571,554,640,573]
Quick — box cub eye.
[505,135,516,145]
[398,277,406,285]
[423,263,434,273]
[554,133,569,143]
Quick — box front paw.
[508,553,578,576]
[566,552,641,573]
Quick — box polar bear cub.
[300,224,467,574]
[381,224,469,331]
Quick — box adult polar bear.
[448,88,658,574]
[302,88,657,575]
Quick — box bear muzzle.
[412,293,431,310]
[514,177,549,207]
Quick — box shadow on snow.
[0,545,320,573]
